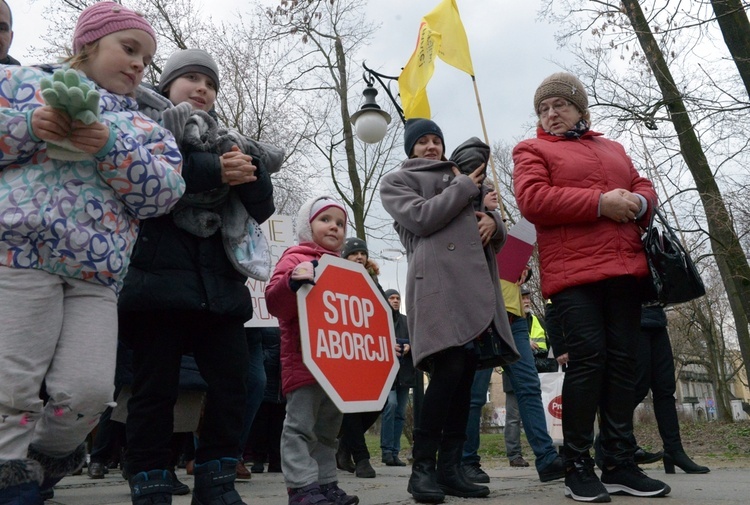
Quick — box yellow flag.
[398,0,474,119]
[398,21,441,119]
[424,0,474,76]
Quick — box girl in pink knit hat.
[0,3,185,503]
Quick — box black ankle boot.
[407,433,445,504]
[436,438,489,498]
[191,458,247,505]
[634,447,663,465]
[129,469,174,505]
[335,441,355,473]
[663,450,709,474]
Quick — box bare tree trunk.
[710,0,750,99]
[268,0,389,243]
[333,36,366,239]
[621,0,750,374]
[690,307,719,420]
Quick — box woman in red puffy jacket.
[513,72,668,503]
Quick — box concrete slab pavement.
[46,460,748,505]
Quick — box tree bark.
[710,0,750,99]
[334,35,366,240]
[621,0,750,376]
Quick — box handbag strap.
[649,203,685,246]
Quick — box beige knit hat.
[533,72,588,115]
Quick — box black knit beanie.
[403,118,445,157]
[449,136,490,175]
[384,289,399,299]
[158,48,220,94]
[341,237,368,259]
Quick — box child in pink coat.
[265,195,359,505]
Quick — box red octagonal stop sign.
[297,254,398,413]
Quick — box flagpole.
[471,75,507,221]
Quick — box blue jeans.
[462,367,492,465]
[380,386,409,457]
[502,316,558,472]
[504,391,522,460]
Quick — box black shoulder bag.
[641,206,706,306]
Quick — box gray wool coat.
[380,158,519,370]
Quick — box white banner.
[245,214,294,327]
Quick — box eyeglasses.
[538,100,572,117]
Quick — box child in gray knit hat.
[150,48,285,276]
[120,47,278,505]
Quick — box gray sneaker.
[600,462,670,497]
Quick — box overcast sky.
[9,0,569,145]
[8,0,571,293]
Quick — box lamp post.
[350,62,405,144]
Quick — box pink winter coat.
[265,242,340,395]
[513,128,656,299]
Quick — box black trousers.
[245,401,285,469]
[123,310,249,474]
[416,346,477,441]
[551,276,641,467]
[89,402,126,465]
[339,410,382,463]
[634,325,682,453]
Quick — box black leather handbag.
[641,206,706,306]
[473,326,516,370]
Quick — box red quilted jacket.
[513,128,656,298]
[265,242,340,395]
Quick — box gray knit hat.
[158,48,220,94]
[404,118,445,157]
[533,72,588,115]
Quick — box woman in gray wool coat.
[380,119,519,504]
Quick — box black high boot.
[436,438,489,498]
[0,459,44,505]
[407,432,445,504]
[28,443,86,500]
[191,458,247,505]
[663,449,709,474]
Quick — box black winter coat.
[119,147,275,321]
[393,312,415,388]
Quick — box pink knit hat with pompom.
[73,2,156,54]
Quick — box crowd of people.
[0,2,709,505]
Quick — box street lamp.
[350,62,405,144]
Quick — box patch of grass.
[364,431,534,463]
[365,419,750,466]
[634,419,750,460]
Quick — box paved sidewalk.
[47,459,748,505]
